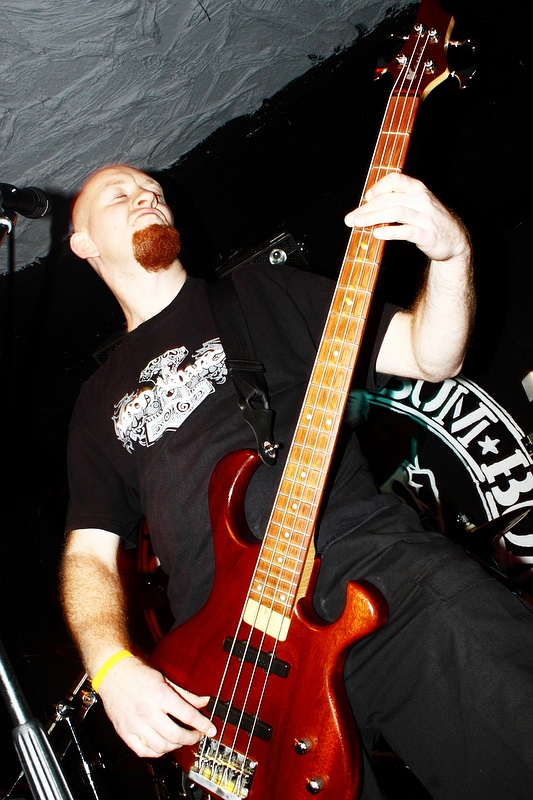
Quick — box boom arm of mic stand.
[0,636,76,800]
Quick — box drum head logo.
[353,375,533,584]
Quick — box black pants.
[315,503,533,800]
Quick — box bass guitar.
[151,1,459,797]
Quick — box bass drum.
[350,374,533,594]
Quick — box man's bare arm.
[61,529,216,757]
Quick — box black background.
[1,1,532,795]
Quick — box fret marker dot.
[301,471,307,478]
[277,557,283,563]
[333,350,339,357]
[326,419,332,426]
[280,594,286,602]
[292,503,298,510]
[345,298,353,306]
[306,413,312,420]
[256,584,262,591]
[284,531,290,538]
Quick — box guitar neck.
[244,1,454,639]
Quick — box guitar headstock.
[375,0,465,99]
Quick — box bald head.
[69,164,187,328]
[71,164,166,232]
[70,170,101,232]
[70,164,180,272]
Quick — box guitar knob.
[294,737,313,755]
[306,776,325,794]
[269,247,287,265]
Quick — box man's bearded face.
[132,223,181,272]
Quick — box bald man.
[61,165,533,800]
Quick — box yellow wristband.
[91,649,134,693]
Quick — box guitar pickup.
[223,637,290,678]
[207,698,272,742]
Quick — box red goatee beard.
[132,223,181,272]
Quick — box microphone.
[0,182,50,219]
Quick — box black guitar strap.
[206,275,280,466]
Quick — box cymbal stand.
[0,635,75,800]
[52,678,109,800]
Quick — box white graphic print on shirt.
[113,339,227,452]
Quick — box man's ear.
[70,230,99,260]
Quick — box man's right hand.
[61,528,217,757]
[97,655,217,758]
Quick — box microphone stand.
[0,180,15,233]
[0,636,75,800]
[1,207,16,446]
[0,208,16,248]
[1,204,74,799]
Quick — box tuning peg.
[447,36,477,87]
[449,36,474,48]
[450,65,477,89]
[449,37,477,61]
[374,57,390,80]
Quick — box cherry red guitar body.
[151,449,387,800]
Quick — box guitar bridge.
[190,736,257,799]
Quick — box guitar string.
[196,483,305,782]
[235,16,433,730]
[189,21,438,796]
[217,31,431,779]
[194,542,271,776]
[207,24,430,783]
[202,243,370,780]
[200,24,433,795]
[254,26,432,634]
[227,22,430,775]
[249,36,426,795]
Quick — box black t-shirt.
[65,263,397,623]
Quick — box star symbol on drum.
[478,435,501,455]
